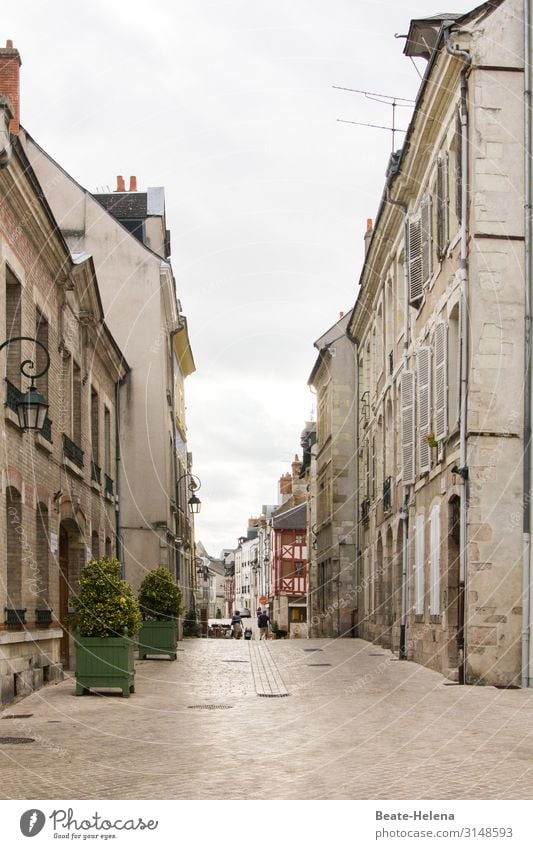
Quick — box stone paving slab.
[1,638,533,799]
[249,642,289,697]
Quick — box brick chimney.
[116,175,125,192]
[279,472,292,503]
[0,40,21,134]
[129,175,137,192]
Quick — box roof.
[272,501,307,530]
[93,192,148,219]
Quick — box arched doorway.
[59,526,70,665]
[392,522,403,652]
[58,516,85,668]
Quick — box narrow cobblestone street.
[2,638,533,800]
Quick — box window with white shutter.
[407,216,423,306]
[436,154,449,258]
[416,347,431,474]
[415,513,425,616]
[434,322,448,441]
[429,503,441,615]
[400,370,415,484]
[421,194,432,285]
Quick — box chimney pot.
[116,175,125,192]
[129,175,137,192]
[0,40,21,134]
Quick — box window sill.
[63,456,84,478]
[4,406,22,431]
[35,432,53,454]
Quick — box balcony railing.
[62,433,84,468]
[383,476,392,512]
[361,498,370,527]
[91,460,102,484]
[5,607,26,629]
[105,474,114,496]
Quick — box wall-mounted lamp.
[1,336,50,431]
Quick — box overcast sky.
[6,0,467,555]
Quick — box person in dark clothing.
[257,609,270,640]
[231,610,243,639]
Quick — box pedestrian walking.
[231,610,243,639]
[257,609,270,640]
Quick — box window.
[104,407,111,474]
[91,388,99,465]
[35,503,50,606]
[35,310,49,397]
[415,514,425,617]
[91,530,99,560]
[436,153,449,258]
[289,607,307,623]
[72,361,82,446]
[6,487,22,608]
[294,561,304,577]
[448,305,460,433]
[5,268,22,388]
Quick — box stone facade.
[348,0,525,685]
[307,314,357,638]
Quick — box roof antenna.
[333,85,414,151]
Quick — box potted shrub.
[72,558,141,697]
[137,568,182,660]
[183,607,201,637]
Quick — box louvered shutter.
[455,111,462,223]
[400,370,415,484]
[434,322,448,441]
[421,195,432,285]
[436,154,449,258]
[429,503,441,614]
[407,216,423,305]
[415,513,425,616]
[417,347,431,474]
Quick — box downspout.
[444,24,471,684]
[523,0,532,688]
[115,371,128,573]
[385,192,410,660]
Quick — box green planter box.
[138,619,178,660]
[75,631,135,697]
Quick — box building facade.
[0,58,127,702]
[348,0,525,685]
[308,314,357,638]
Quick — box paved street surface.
[1,637,533,800]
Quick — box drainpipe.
[400,219,410,660]
[444,24,471,684]
[115,371,128,573]
[523,0,532,688]
[384,192,410,660]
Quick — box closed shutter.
[434,322,448,441]
[417,347,431,474]
[436,154,449,258]
[415,513,425,616]
[455,110,462,223]
[400,370,415,485]
[407,215,423,305]
[429,503,441,615]
[421,195,432,285]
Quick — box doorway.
[59,526,70,666]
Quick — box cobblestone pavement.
[1,637,533,800]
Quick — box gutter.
[443,22,471,685]
[523,0,532,688]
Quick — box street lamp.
[1,336,50,431]
[176,472,202,514]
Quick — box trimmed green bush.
[183,607,201,637]
[73,558,141,638]
[138,568,182,621]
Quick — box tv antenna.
[333,85,415,151]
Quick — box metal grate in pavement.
[307,663,332,667]
[0,737,35,744]
[1,714,33,719]
[187,704,234,710]
[249,642,289,697]
[303,648,323,652]
[222,660,249,663]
